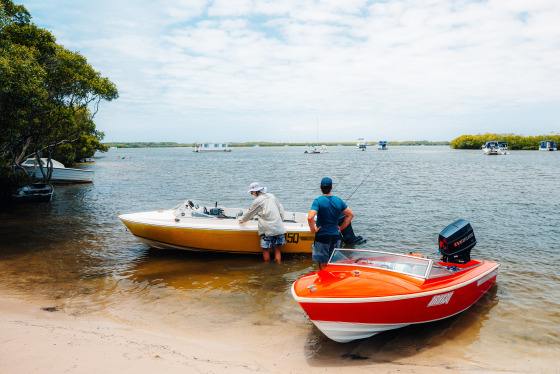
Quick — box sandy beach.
[1,294,518,374]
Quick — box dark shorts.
[312,235,340,263]
[261,234,286,249]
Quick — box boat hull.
[120,211,314,254]
[23,166,93,183]
[11,183,54,203]
[292,263,499,342]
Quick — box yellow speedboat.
[119,200,314,254]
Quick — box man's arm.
[338,207,354,231]
[276,198,285,221]
[239,200,261,223]
[307,209,321,233]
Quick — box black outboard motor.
[438,219,476,263]
[338,215,366,245]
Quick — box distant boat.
[539,140,557,151]
[193,143,232,152]
[21,158,93,183]
[304,145,327,154]
[482,141,507,155]
[11,183,54,203]
[378,141,388,150]
[305,117,327,154]
[356,138,367,151]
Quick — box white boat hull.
[24,166,93,183]
[311,320,410,343]
[483,149,507,155]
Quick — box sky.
[19,0,560,143]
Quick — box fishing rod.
[344,152,388,202]
[331,163,355,193]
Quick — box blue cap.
[320,177,332,187]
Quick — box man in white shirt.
[239,182,287,263]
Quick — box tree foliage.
[0,0,117,189]
[450,133,560,150]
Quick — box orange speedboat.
[291,220,499,342]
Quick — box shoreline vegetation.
[450,133,560,150]
[104,134,559,150]
[1,1,117,197]
[103,140,451,148]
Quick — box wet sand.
[0,294,534,374]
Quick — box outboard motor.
[438,219,476,263]
[338,215,366,245]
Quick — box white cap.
[248,182,266,193]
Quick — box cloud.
[21,0,560,141]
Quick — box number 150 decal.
[286,233,300,243]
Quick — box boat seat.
[393,264,412,273]
[191,212,212,218]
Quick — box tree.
[450,133,560,150]
[0,0,117,190]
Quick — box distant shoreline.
[104,141,451,148]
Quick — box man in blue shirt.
[308,177,354,270]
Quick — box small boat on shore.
[119,200,314,253]
[539,140,557,151]
[11,183,54,203]
[21,158,93,183]
[291,219,499,343]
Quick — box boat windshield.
[329,249,455,279]
[172,200,308,223]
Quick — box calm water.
[1,146,559,370]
